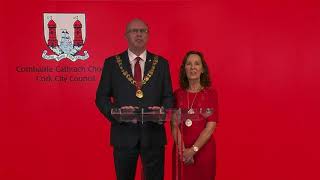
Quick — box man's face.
[125,20,149,52]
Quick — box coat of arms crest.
[42,13,89,61]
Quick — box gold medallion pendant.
[136,89,144,98]
[185,119,192,127]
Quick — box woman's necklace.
[187,91,198,115]
[185,86,202,127]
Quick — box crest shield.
[42,13,89,61]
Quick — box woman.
[171,51,219,180]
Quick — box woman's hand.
[183,148,195,165]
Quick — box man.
[95,18,173,180]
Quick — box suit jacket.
[96,51,174,148]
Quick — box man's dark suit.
[95,51,173,180]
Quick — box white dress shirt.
[128,49,147,80]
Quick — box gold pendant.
[136,89,144,98]
[185,119,192,127]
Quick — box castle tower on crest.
[73,19,83,46]
[47,19,58,47]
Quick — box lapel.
[119,51,133,77]
[144,51,153,78]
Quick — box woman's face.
[185,54,204,81]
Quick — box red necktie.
[134,57,142,88]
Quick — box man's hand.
[148,106,162,110]
[121,106,138,110]
[120,106,139,123]
[147,106,164,124]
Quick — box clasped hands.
[121,106,162,110]
[180,147,195,165]
[120,106,163,124]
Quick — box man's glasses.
[127,28,149,34]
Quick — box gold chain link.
[116,55,159,86]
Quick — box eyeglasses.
[127,28,149,34]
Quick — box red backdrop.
[2,0,320,180]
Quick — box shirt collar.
[128,49,147,63]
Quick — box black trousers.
[113,143,165,180]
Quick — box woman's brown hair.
[179,50,211,89]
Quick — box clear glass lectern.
[110,108,213,180]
